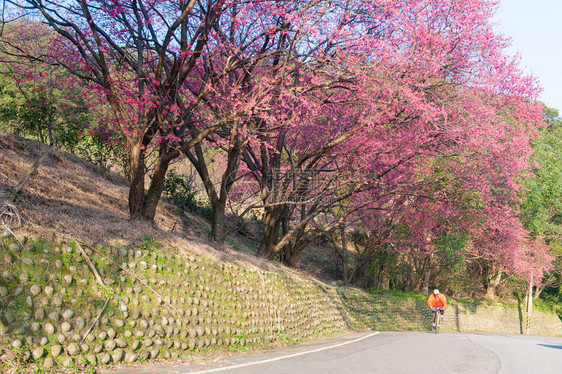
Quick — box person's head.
[433,289,439,295]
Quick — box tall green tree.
[520,107,562,300]
[521,107,562,246]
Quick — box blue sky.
[495,0,562,112]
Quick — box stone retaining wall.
[0,234,347,369]
[339,288,562,336]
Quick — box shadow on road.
[538,344,562,350]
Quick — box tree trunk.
[341,227,349,286]
[184,136,244,245]
[280,226,307,267]
[380,273,390,290]
[485,271,502,299]
[410,252,422,292]
[258,208,280,258]
[281,245,296,267]
[210,199,226,244]
[211,139,243,244]
[422,266,431,295]
[142,156,170,221]
[128,141,146,219]
[534,283,547,300]
[281,236,310,267]
[47,121,54,146]
[11,147,53,201]
[279,213,293,266]
[283,248,304,267]
[534,274,555,300]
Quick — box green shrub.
[163,170,215,221]
[163,169,197,211]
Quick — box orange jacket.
[427,293,447,309]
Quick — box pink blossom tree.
[239,0,544,270]
[7,0,239,220]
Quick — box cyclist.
[427,289,447,328]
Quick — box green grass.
[367,288,426,300]
[453,297,481,306]
[364,288,498,308]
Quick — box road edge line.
[184,331,380,373]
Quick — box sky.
[495,0,562,112]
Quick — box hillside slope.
[0,132,220,254]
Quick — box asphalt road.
[105,331,562,374]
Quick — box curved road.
[106,331,562,374]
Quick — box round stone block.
[32,347,45,361]
[51,344,63,358]
[30,284,41,296]
[67,343,80,356]
[43,357,55,368]
[100,353,111,364]
[61,322,72,333]
[62,309,75,320]
[112,348,125,362]
[104,339,116,351]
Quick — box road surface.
[104,331,562,374]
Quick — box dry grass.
[0,131,297,275]
[0,198,21,228]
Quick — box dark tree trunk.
[341,227,349,286]
[258,208,280,258]
[280,213,293,266]
[142,156,170,221]
[210,139,243,244]
[281,247,298,267]
[282,242,306,267]
[210,199,226,244]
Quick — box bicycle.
[431,306,445,334]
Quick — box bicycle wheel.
[434,313,440,334]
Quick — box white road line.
[184,332,380,374]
